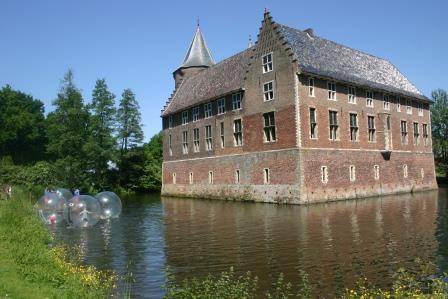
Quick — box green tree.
[85,79,117,189]
[430,89,448,177]
[117,89,143,154]
[46,70,91,189]
[0,85,47,164]
[140,132,163,191]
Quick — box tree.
[0,85,47,164]
[85,79,117,189]
[117,89,144,154]
[431,89,448,177]
[46,70,91,189]
[140,132,163,191]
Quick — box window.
[182,131,188,154]
[168,115,173,128]
[349,113,359,142]
[235,169,240,184]
[368,116,376,142]
[234,119,242,146]
[413,122,420,145]
[193,128,200,152]
[383,95,390,110]
[232,93,242,110]
[192,106,199,122]
[396,97,401,112]
[263,112,276,142]
[421,168,425,179]
[374,165,380,181]
[348,86,356,104]
[172,173,176,184]
[309,108,317,139]
[403,164,408,178]
[328,82,336,100]
[406,99,412,114]
[264,168,270,184]
[423,123,429,146]
[220,122,224,148]
[366,91,374,107]
[204,102,212,118]
[263,81,274,101]
[209,171,213,184]
[401,121,408,145]
[418,102,423,116]
[262,53,273,73]
[321,166,328,184]
[189,172,193,184]
[182,110,188,125]
[349,165,356,182]
[309,78,315,97]
[217,98,226,115]
[169,134,172,156]
[205,125,212,151]
[329,111,338,140]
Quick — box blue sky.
[1,0,447,141]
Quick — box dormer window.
[192,106,200,122]
[366,91,374,107]
[263,81,274,101]
[418,102,424,116]
[204,102,212,118]
[328,81,336,100]
[348,86,356,104]
[182,110,188,125]
[168,115,173,128]
[383,95,390,110]
[309,78,315,97]
[406,99,412,114]
[262,53,273,73]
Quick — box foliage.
[0,192,116,298]
[140,132,163,191]
[117,88,144,154]
[431,89,448,177]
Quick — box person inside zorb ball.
[95,191,122,219]
[65,195,101,228]
[36,192,66,224]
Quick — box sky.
[1,0,447,141]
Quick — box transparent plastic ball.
[64,195,101,228]
[55,188,73,201]
[36,192,66,224]
[95,191,122,219]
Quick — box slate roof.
[180,26,215,68]
[162,47,253,116]
[277,24,427,101]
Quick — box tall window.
[321,166,328,184]
[413,122,420,145]
[418,102,424,116]
[329,111,338,140]
[182,110,188,125]
[396,97,401,112]
[264,168,270,184]
[366,90,374,107]
[169,134,172,156]
[209,171,213,184]
[383,94,390,110]
[348,86,356,104]
[401,121,408,145]
[235,169,240,184]
[232,93,242,110]
[349,165,356,182]
[262,53,273,73]
[328,81,336,100]
[204,102,212,118]
[217,98,226,115]
[220,122,224,148]
[403,164,408,178]
[263,112,276,142]
[374,165,380,180]
[349,113,358,141]
[309,107,317,139]
[309,78,315,97]
[263,81,274,101]
[169,115,173,128]
[406,99,412,114]
[422,123,429,146]
[189,172,193,184]
[182,131,188,154]
[193,128,200,152]
[205,125,212,151]
[368,116,376,142]
[234,119,242,146]
[172,173,176,184]
[192,106,199,122]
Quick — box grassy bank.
[0,193,116,298]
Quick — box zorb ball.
[36,192,65,224]
[95,191,122,219]
[56,188,73,202]
[64,195,101,228]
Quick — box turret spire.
[181,25,215,68]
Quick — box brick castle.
[160,11,437,204]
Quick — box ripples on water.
[52,189,448,298]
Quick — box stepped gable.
[162,47,253,116]
[276,24,428,101]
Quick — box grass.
[0,189,116,299]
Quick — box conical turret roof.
[181,26,215,68]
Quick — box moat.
[53,188,448,298]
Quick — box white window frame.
[233,119,243,147]
[217,98,226,115]
[205,125,212,151]
[366,90,374,108]
[406,99,412,115]
[309,107,317,139]
[169,134,173,156]
[263,168,270,184]
[193,128,200,153]
[367,115,376,143]
[263,112,276,143]
[309,77,315,97]
[321,166,328,184]
[401,120,408,145]
[396,96,401,112]
[204,102,212,119]
[383,94,390,110]
[413,122,420,146]
[349,113,359,142]
[422,123,429,146]
[182,130,188,154]
[182,110,188,125]
[232,93,242,110]
[220,121,224,148]
[262,52,273,73]
[348,86,356,104]
[418,102,424,116]
[403,164,408,178]
[329,110,339,141]
[374,165,380,181]
[263,81,274,102]
[192,106,199,122]
[327,81,336,100]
